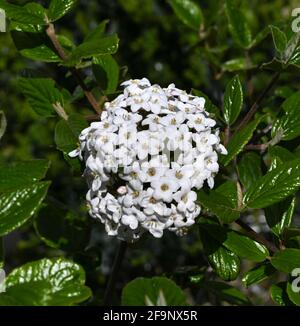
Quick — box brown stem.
[235,219,278,253]
[224,127,230,146]
[46,22,101,114]
[103,241,127,306]
[234,72,280,134]
[245,143,268,151]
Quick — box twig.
[103,241,127,306]
[245,143,268,151]
[234,72,280,134]
[235,218,278,253]
[45,22,101,115]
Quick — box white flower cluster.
[70,78,227,242]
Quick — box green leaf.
[0,111,7,141]
[0,160,50,192]
[18,78,64,117]
[93,55,119,94]
[271,249,300,273]
[283,228,300,240]
[248,27,270,49]
[48,0,77,22]
[221,118,262,166]
[0,258,91,305]
[242,263,276,287]
[238,152,262,190]
[269,145,296,170]
[199,223,269,262]
[265,197,296,238]
[55,113,88,154]
[205,281,250,305]
[197,188,240,224]
[225,0,252,49]
[215,180,238,205]
[270,282,292,306]
[11,30,60,62]
[200,227,240,281]
[20,45,61,62]
[222,58,248,72]
[0,239,3,269]
[284,33,300,65]
[84,20,109,43]
[191,89,221,120]
[224,75,243,125]
[275,86,295,99]
[65,34,119,66]
[243,159,300,209]
[0,1,46,25]
[270,25,287,53]
[167,0,203,31]
[121,277,187,306]
[272,91,300,141]
[287,282,300,306]
[0,182,50,237]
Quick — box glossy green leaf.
[238,152,262,190]
[0,258,91,306]
[197,189,239,224]
[225,0,252,48]
[243,159,300,209]
[191,89,221,120]
[20,45,61,62]
[271,248,300,273]
[206,281,250,305]
[224,75,243,125]
[221,118,262,166]
[287,282,300,306]
[270,25,287,53]
[84,20,109,43]
[18,78,64,117]
[65,34,119,66]
[199,223,269,262]
[265,197,296,238]
[269,145,296,170]
[242,263,275,287]
[270,282,292,306]
[0,160,50,192]
[0,182,50,237]
[272,91,300,141]
[48,0,77,22]
[93,55,119,94]
[215,180,238,206]
[0,1,46,25]
[284,33,300,65]
[121,277,187,306]
[167,0,203,30]
[200,227,240,281]
[55,113,88,154]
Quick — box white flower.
[151,177,180,203]
[70,78,227,242]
